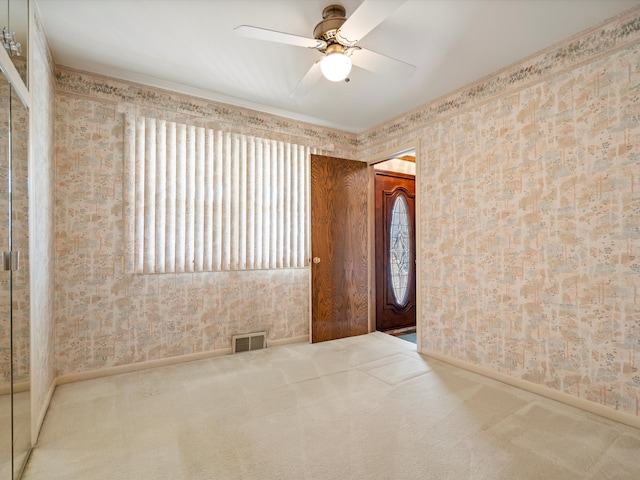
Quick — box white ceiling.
[35,0,640,133]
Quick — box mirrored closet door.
[0,63,12,480]
[11,70,30,480]
[0,49,30,480]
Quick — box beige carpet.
[23,332,640,479]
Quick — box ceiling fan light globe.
[320,52,352,82]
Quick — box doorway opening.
[371,152,417,344]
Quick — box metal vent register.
[232,332,267,353]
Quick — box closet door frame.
[0,1,32,479]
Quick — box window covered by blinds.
[123,114,312,273]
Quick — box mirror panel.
[0,36,31,477]
[6,0,27,87]
[0,0,7,49]
[0,64,12,480]
[10,80,29,479]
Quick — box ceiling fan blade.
[337,0,406,46]
[352,48,416,78]
[234,25,326,50]
[289,60,323,98]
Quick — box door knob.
[313,257,321,264]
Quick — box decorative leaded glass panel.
[389,195,410,306]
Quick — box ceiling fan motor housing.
[313,4,347,45]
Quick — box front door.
[310,154,369,343]
[375,170,416,331]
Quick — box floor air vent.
[232,332,267,353]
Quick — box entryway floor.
[381,326,417,344]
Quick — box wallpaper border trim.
[357,5,640,151]
[53,66,359,157]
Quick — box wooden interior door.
[375,170,416,331]
[311,154,369,343]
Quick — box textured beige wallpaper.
[51,6,640,420]
[358,8,640,417]
[30,9,56,430]
[53,72,354,377]
[420,54,639,414]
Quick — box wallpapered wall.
[30,10,56,431]
[51,7,640,420]
[421,54,639,415]
[359,10,640,417]
[53,70,357,377]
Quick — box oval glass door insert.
[389,194,410,306]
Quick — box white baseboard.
[14,381,30,393]
[56,335,309,385]
[33,336,309,443]
[422,349,640,430]
[0,381,29,396]
[268,335,309,347]
[34,347,237,444]
[33,378,56,445]
[37,337,637,447]
[56,347,233,385]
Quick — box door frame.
[364,141,422,353]
[306,141,422,351]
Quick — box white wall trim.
[56,335,309,386]
[33,378,56,446]
[56,348,234,385]
[362,141,421,343]
[33,336,308,444]
[363,142,417,167]
[0,381,28,395]
[30,335,640,453]
[269,335,309,347]
[423,349,640,430]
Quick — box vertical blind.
[124,114,312,273]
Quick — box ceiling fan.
[234,0,416,98]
